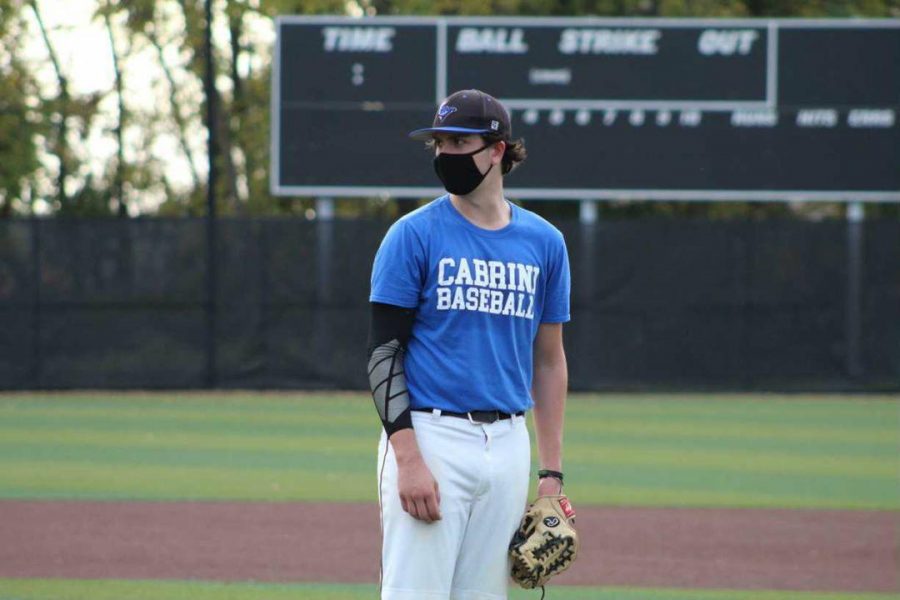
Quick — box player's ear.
[491,140,506,164]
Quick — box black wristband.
[537,469,564,483]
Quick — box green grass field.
[0,392,896,509]
[0,392,897,600]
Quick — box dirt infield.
[1,501,896,593]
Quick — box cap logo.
[490,120,499,130]
[437,104,458,122]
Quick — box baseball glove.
[509,495,579,589]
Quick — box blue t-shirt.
[370,195,571,414]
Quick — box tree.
[0,0,43,216]
[1,0,895,218]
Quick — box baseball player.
[368,89,571,599]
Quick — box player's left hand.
[537,476,563,497]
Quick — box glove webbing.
[511,533,576,590]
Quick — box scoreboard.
[271,17,900,201]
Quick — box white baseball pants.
[377,409,531,600]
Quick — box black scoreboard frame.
[271,16,900,202]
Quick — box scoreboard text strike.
[271,17,900,201]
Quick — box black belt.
[413,408,524,424]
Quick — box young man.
[368,89,571,600]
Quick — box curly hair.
[482,134,527,175]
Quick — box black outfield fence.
[0,217,897,391]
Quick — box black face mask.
[433,143,494,196]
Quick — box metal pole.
[204,0,218,388]
[845,201,864,380]
[579,199,598,225]
[316,197,335,304]
[313,197,335,383]
[316,197,335,221]
[30,217,42,387]
[578,200,598,387]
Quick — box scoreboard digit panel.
[507,110,897,194]
[278,21,437,104]
[778,27,900,107]
[279,108,435,188]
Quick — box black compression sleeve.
[368,302,416,354]
[367,303,416,437]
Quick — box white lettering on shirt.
[456,258,474,286]
[438,257,456,286]
[488,261,507,290]
[436,256,540,320]
[473,259,489,287]
[436,287,451,310]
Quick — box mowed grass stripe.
[2,395,895,447]
[0,395,374,435]
[0,411,376,436]
[0,446,893,508]
[566,394,899,420]
[1,417,893,479]
[3,393,896,430]
[0,429,378,456]
[6,390,897,416]
[3,405,895,446]
[564,482,896,510]
[586,392,900,408]
[0,394,369,419]
[0,461,374,502]
[2,411,895,474]
[3,421,892,464]
[569,432,893,459]
[0,433,893,480]
[0,442,374,471]
[0,393,896,509]
[564,443,896,478]
[5,390,894,413]
[0,392,360,410]
[566,465,897,510]
[0,579,897,600]
[565,418,897,445]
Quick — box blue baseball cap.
[409,89,512,141]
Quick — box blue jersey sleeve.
[370,220,426,308]
[541,231,571,323]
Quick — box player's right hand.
[396,455,442,523]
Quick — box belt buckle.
[467,410,499,424]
